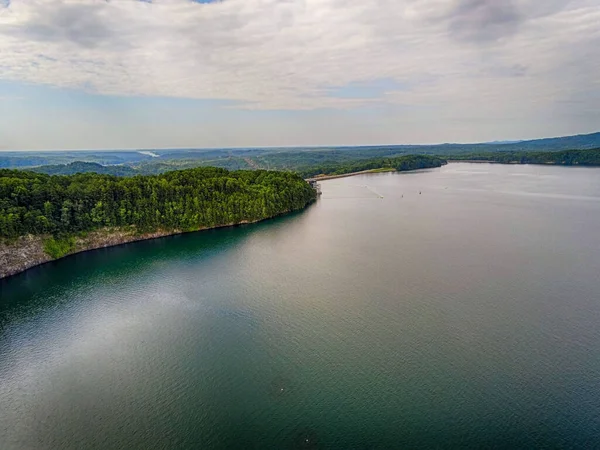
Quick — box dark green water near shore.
[2,163,600,449]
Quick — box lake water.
[2,163,600,449]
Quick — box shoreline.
[447,160,600,167]
[0,206,311,282]
[446,159,498,164]
[307,168,414,182]
[307,169,386,182]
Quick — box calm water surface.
[2,163,600,449]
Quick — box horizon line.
[0,130,598,153]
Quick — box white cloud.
[0,0,598,147]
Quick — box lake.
[2,163,600,449]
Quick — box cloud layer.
[0,0,598,146]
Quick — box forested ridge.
[448,148,600,165]
[299,154,446,178]
[30,161,138,176]
[19,144,599,178]
[4,131,599,172]
[0,167,316,240]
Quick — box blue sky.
[0,0,598,150]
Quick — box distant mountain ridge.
[490,131,600,152]
[485,140,523,145]
[3,130,599,176]
[29,161,137,176]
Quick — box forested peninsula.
[299,154,446,178]
[0,167,316,279]
[0,154,447,279]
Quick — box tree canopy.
[0,167,316,239]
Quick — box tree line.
[448,148,600,166]
[0,167,317,239]
[298,154,446,178]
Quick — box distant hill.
[488,131,600,152]
[0,150,157,169]
[449,148,600,166]
[3,130,600,174]
[407,131,600,154]
[30,162,138,176]
[485,140,523,145]
[301,131,600,155]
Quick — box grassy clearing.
[43,236,77,259]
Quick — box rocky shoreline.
[0,229,179,280]
[0,216,291,280]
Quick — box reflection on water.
[1,163,600,448]
[1,211,307,317]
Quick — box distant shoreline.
[307,168,396,182]
[447,159,600,167]
[446,159,498,164]
[305,165,455,182]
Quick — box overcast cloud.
[0,0,598,149]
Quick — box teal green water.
[2,163,600,449]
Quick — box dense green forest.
[448,148,600,166]
[299,155,446,178]
[0,167,316,240]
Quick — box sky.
[0,0,599,150]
